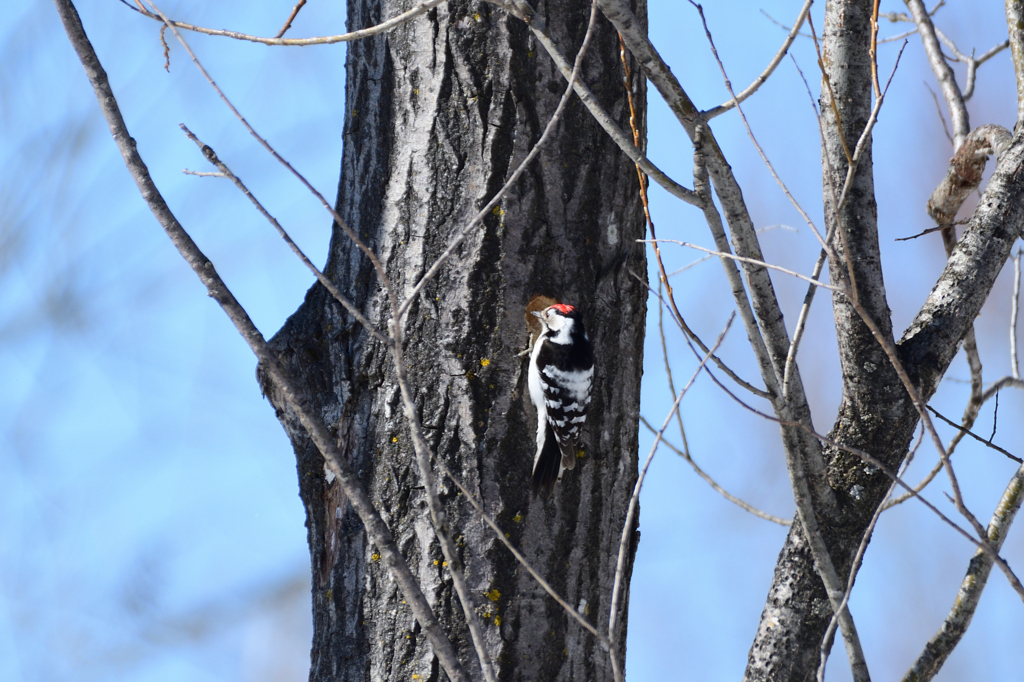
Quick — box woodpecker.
[528,303,594,497]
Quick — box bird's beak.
[530,310,544,319]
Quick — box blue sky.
[1,1,1022,681]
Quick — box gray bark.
[260,1,647,680]
[744,1,1024,680]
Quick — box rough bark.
[260,1,647,680]
[743,2,1024,680]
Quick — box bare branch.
[132,0,448,46]
[928,27,1007,101]
[179,126,388,344]
[1014,251,1022,380]
[181,168,224,177]
[690,137,784,403]
[902,460,1024,681]
[142,1,391,299]
[274,0,307,39]
[703,0,813,119]
[641,239,842,292]
[599,6,837,507]
[639,416,791,526]
[905,0,969,146]
[634,270,772,400]
[691,1,829,252]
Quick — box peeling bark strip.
[927,124,1012,225]
[263,1,648,680]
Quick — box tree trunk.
[744,1,1024,680]
[261,1,648,680]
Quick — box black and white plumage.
[528,303,594,497]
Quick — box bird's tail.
[532,423,562,498]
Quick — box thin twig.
[835,41,908,212]
[895,222,965,241]
[666,253,713,277]
[782,57,833,393]
[179,127,388,343]
[616,24,769,404]
[638,416,791,525]
[879,28,919,44]
[690,1,829,252]
[131,0,447,46]
[641,239,842,291]
[703,0,813,119]
[143,1,390,295]
[930,30,1009,102]
[633,270,771,400]
[783,249,828,391]
[607,314,734,682]
[870,0,881,98]
[274,0,307,39]
[928,403,1022,463]
[924,82,954,147]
